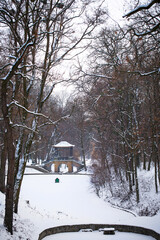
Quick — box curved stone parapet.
[38,223,160,240]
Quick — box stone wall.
[38,224,160,240]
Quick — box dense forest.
[0,0,159,235]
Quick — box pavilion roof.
[53,141,75,148]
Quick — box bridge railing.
[53,156,73,161]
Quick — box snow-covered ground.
[44,231,155,240]
[0,168,160,239]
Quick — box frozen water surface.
[43,231,155,240]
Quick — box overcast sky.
[54,0,128,97]
[107,0,126,25]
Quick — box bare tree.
[123,0,160,37]
[0,0,106,234]
[77,16,159,205]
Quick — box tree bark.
[14,158,26,214]
[1,81,15,234]
[0,144,6,193]
[80,130,87,171]
[135,155,140,203]
[14,118,37,213]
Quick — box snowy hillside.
[0,168,160,239]
[94,167,160,217]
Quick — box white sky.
[54,0,127,97]
[107,0,126,24]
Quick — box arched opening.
[58,163,69,173]
[73,166,78,172]
[51,163,55,172]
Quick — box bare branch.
[8,100,74,127]
[41,83,56,104]
[123,0,160,18]
[130,22,160,36]
[1,40,33,82]
[8,100,58,124]
[125,69,159,76]
[12,124,38,133]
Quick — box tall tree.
[77,14,159,203]
[0,0,105,234]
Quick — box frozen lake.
[20,174,133,224]
[43,230,155,240]
[17,170,160,239]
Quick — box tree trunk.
[153,143,158,193]
[148,155,152,171]
[80,130,87,171]
[14,158,26,214]
[14,119,37,213]
[143,150,146,170]
[154,157,158,193]
[135,155,140,203]
[130,154,135,186]
[158,155,160,185]
[127,156,133,193]
[0,144,6,193]
[1,81,15,235]
[124,145,133,193]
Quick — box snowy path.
[18,171,160,239]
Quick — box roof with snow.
[53,141,75,148]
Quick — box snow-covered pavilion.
[53,141,75,159]
[44,141,83,173]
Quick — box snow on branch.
[108,117,140,151]
[8,100,73,127]
[1,40,33,82]
[82,72,114,80]
[41,83,56,104]
[123,0,160,18]
[12,124,38,133]
[126,69,159,76]
[0,63,13,72]
[8,101,58,124]
[132,22,160,36]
